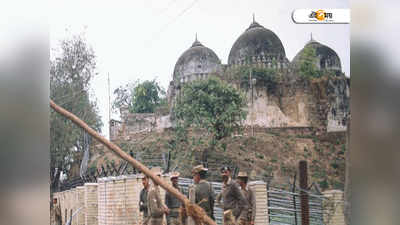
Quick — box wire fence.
[268,187,325,225]
[59,150,168,191]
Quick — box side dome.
[173,37,221,83]
[292,38,342,72]
[228,19,287,66]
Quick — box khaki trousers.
[238,219,252,225]
[149,217,163,225]
[142,216,149,225]
[224,210,237,225]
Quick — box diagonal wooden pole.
[50,99,216,225]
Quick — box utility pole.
[108,73,111,140]
[250,68,253,136]
[250,69,256,136]
[299,160,310,225]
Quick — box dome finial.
[247,13,262,30]
[191,33,203,47]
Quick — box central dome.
[228,20,286,65]
[173,37,221,83]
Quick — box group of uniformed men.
[139,165,256,225]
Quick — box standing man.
[237,172,256,225]
[189,165,215,220]
[217,166,248,225]
[165,172,182,225]
[52,198,62,225]
[139,175,150,225]
[147,167,169,225]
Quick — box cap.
[237,171,248,178]
[192,165,208,174]
[170,171,180,179]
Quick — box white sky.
[50,0,350,139]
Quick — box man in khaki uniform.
[147,167,169,225]
[216,166,248,225]
[139,175,150,225]
[52,198,62,225]
[237,172,256,225]
[165,172,182,225]
[189,165,215,220]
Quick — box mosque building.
[111,17,349,140]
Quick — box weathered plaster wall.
[244,85,312,128]
[112,76,349,140]
[110,111,172,140]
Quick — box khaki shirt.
[190,179,215,218]
[217,178,249,219]
[147,186,165,218]
[165,185,182,217]
[241,187,256,222]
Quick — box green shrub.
[256,152,264,159]
[319,179,329,190]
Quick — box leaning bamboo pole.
[50,99,216,225]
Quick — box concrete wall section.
[248,181,269,225]
[84,183,98,225]
[323,190,345,225]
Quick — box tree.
[173,77,247,164]
[298,46,321,78]
[113,79,167,114]
[112,82,136,113]
[175,76,247,141]
[50,34,102,191]
[131,80,166,113]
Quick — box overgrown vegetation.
[297,46,338,79]
[174,76,247,140]
[112,79,168,114]
[172,76,247,164]
[223,66,280,91]
[298,46,321,78]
